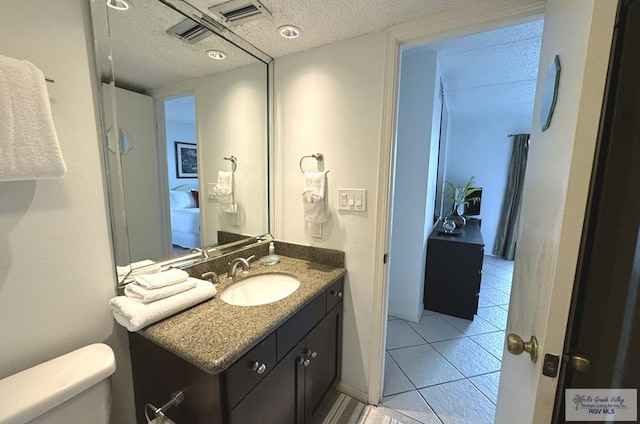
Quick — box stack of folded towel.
[109,268,216,332]
[116,259,161,285]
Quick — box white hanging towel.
[0,55,66,181]
[212,170,236,213]
[301,170,329,223]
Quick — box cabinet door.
[230,340,303,424]
[304,305,342,423]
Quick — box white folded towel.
[124,279,197,303]
[116,259,159,276]
[211,170,236,213]
[301,171,329,223]
[0,54,67,181]
[134,268,189,289]
[109,279,216,332]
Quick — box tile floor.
[382,255,514,424]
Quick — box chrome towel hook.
[224,156,237,172]
[299,153,324,173]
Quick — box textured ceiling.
[96,0,543,123]
[91,0,261,92]
[429,20,543,121]
[190,0,478,58]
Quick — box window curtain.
[493,133,530,260]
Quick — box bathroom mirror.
[90,0,272,276]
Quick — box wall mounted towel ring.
[299,153,325,173]
[224,156,237,172]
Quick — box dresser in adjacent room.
[423,219,484,320]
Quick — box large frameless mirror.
[90,0,272,280]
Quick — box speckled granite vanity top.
[138,256,346,374]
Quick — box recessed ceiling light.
[106,0,130,11]
[279,25,301,39]
[206,50,227,60]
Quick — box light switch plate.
[338,189,366,211]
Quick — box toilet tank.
[0,343,116,424]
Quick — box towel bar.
[224,156,237,172]
[299,153,324,173]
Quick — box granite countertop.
[138,256,346,374]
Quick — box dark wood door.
[304,305,342,423]
[230,339,303,424]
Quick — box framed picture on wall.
[175,142,197,178]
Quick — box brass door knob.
[506,333,539,363]
[564,354,591,373]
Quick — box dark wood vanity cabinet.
[423,220,484,320]
[129,277,344,424]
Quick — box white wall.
[0,1,135,423]
[274,32,387,396]
[388,47,442,322]
[197,63,268,245]
[445,114,531,254]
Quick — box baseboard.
[336,382,368,404]
[387,310,421,324]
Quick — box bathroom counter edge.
[136,256,346,375]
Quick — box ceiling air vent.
[166,18,213,44]
[209,0,272,26]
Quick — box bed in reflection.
[169,185,200,249]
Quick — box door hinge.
[383,253,389,264]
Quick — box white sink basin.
[221,274,300,306]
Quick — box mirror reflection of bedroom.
[161,94,201,255]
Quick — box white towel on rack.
[109,279,216,332]
[301,171,329,223]
[0,54,66,181]
[211,170,236,213]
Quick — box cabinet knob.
[298,357,310,367]
[306,349,317,359]
[330,290,343,298]
[252,362,267,374]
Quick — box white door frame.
[368,0,546,405]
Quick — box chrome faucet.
[228,255,255,278]
[190,248,209,261]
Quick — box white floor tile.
[481,271,512,289]
[431,338,502,378]
[476,306,508,330]
[408,315,465,343]
[386,319,426,350]
[477,295,494,308]
[482,263,513,282]
[382,391,443,424]
[419,380,496,424]
[440,314,499,336]
[384,352,415,396]
[389,344,465,389]
[478,287,511,306]
[483,255,514,272]
[469,371,501,405]
[469,331,505,360]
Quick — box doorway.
[372,1,618,423]
[158,94,200,254]
[382,20,541,423]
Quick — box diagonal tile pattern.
[383,255,513,423]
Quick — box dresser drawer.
[326,278,344,312]
[225,332,276,409]
[276,293,326,361]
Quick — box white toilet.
[0,343,116,424]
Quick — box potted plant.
[444,176,481,229]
